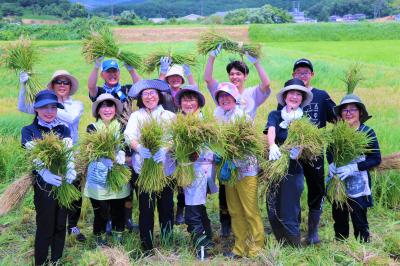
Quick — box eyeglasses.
[142,91,157,98]
[54,79,71,86]
[341,108,359,114]
[294,71,312,77]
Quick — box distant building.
[148,18,166,23]
[178,14,204,21]
[329,15,343,22]
[288,1,317,23]
[329,13,366,22]
[212,11,228,17]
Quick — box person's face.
[284,90,303,110]
[141,89,159,110]
[340,103,360,127]
[292,67,314,87]
[52,76,71,98]
[217,91,236,111]
[228,68,247,89]
[36,104,58,123]
[98,101,116,123]
[101,68,120,86]
[166,75,183,90]
[180,95,199,114]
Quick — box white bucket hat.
[276,78,313,108]
[92,93,123,118]
[47,70,79,96]
[165,65,185,84]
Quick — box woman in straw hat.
[263,78,313,246]
[124,79,176,254]
[18,70,86,241]
[21,89,76,266]
[84,93,131,245]
[328,94,381,242]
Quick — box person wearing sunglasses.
[18,70,86,242]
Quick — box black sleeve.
[63,126,71,139]
[324,91,337,124]
[277,103,283,111]
[89,87,103,102]
[263,111,279,135]
[86,124,97,133]
[21,126,32,148]
[357,127,381,171]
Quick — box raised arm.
[17,72,35,114]
[246,52,271,94]
[204,44,222,93]
[124,63,141,83]
[183,64,196,86]
[158,57,172,81]
[88,58,103,98]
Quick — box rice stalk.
[341,62,364,94]
[28,132,80,209]
[107,164,131,192]
[259,151,290,189]
[375,152,400,172]
[82,28,142,70]
[0,174,33,216]
[101,247,131,266]
[0,36,41,104]
[197,30,262,58]
[137,118,169,193]
[143,50,197,73]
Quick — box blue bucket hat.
[128,79,171,98]
[33,89,64,109]
[101,59,120,72]
[175,85,205,108]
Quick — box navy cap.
[293,58,314,72]
[33,90,64,109]
[101,59,120,72]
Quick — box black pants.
[177,188,185,209]
[67,179,82,231]
[90,197,126,235]
[219,183,231,227]
[139,186,174,251]
[34,179,67,266]
[332,200,370,242]
[185,205,212,248]
[302,156,325,211]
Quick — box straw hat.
[276,78,313,108]
[92,93,123,118]
[334,94,371,123]
[47,70,79,96]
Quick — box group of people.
[18,44,381,265]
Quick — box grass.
[0,25,399,265]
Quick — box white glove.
[39,169,62,187]
[160,56,172,74]
[328,163,337,177]
[289,147,302,160]
[24,140,36,150]
[153,148,167,163]
[115,150,126,165]
[66,160,76,184]
[62,138,73,148]
[20,71,29,84]
[183,64,191,76]
[209,43,222,57]
[137,144,152,159]
[95,56,104,69]
[269,144,281,161]
[245,51,258,64]
[33,158,45,169]
[337,163,358,181]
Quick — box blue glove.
[160,56,172,74]
[95,56,104,69]
[124,63,134,71]
[220,160,236,181]
[137,145,152,159]
[87,160,109,186]
[213,153,223,165]
[99,157,113,169]
[245,51,258,64]
[210,43,222,57]
[153,148,167,163]
[39,169,62,187]
[289,147,302,160]
[20,71,29,84]
[183,64,191,76]
[328,163,337,177]
[337,164,358,181]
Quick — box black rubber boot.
[307,209,322,244]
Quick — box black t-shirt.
[278,88,336,128]
[89,85,132,103]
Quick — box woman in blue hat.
[21,89,76,266]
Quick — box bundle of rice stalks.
[28,132,80,209]
[326,120,373,208]
[101,247,131,266]
[341,62,364,94]
[143,51,197,73]
[82,28,142,70]
[137,118,169,193]
[212,117,265,185]
[259,151,290,189]
[197,30,262,58]
[0,36,41,104]
[78,123,130,192]
[169,114,219,187]
[0,174,33,216]
[375,152,400,172]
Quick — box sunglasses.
[54,79,71,86]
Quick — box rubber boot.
[125,206,139,233]
[307,209,322,244]
[105,220,112,236]
[285,234,301,247]
[175,206,185,225]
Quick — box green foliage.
[0,136,29,182]
[224,4,293,25]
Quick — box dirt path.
[113,26,249,43]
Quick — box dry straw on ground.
[0,174,32,216]
[101,247,131,266]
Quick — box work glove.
[115,150,126,165]
[183,64,191,76]
[220,160,236,181]
[87,160,108,186]
[99,157,113,169]
[153,148,168,163]
[19,71,29,84]
[337,163,358,181]
[137,144,152,159]
[160,56,172,74]
[124,63,134,71]
[65,160,76,184]
[209,43,222,57]
[62,137,73,148]
[245,51,258,64]
[39,168,62,187]
[268,144,281,161]
[95,56,104,69]
[32,158,45,169]
[328,163,337,177]
[213,153,223,164]
[24,140,36,150]
[289,147,302,160]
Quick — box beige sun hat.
[165,65,185,84]
[276,78,313,108]
[92,93,123,118]
[47,70,79,96]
